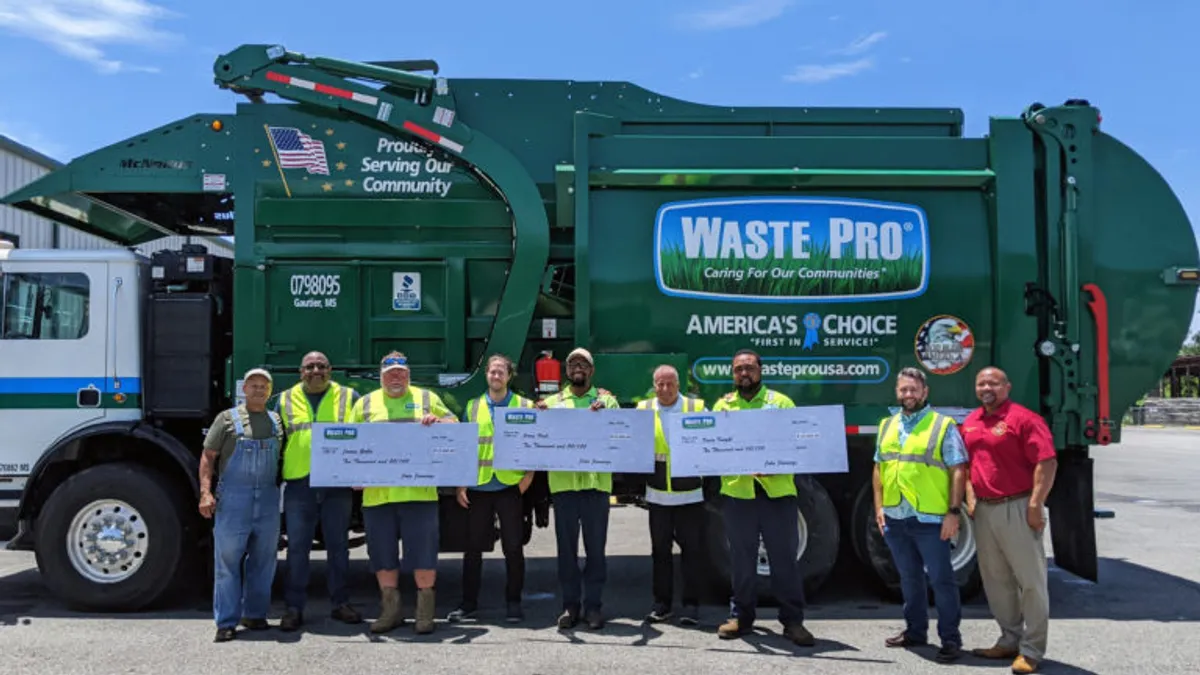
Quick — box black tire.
[33,462,193,612]
[851,481,983,602]
[702,476,841,602]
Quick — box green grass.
[658,241,925,297]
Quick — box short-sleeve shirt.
[960,399,1056,500]
[873,405,969,523]
[204,405,282,474]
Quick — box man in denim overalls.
[199,367,286,642]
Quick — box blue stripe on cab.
[0,378,142,395]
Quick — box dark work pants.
[648,502,706,608]
[283,476,353,611]
[462,485,526,606]
[723,490,807,627]
[883,515,963,646]
[553,489,610,613]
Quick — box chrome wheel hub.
[67,499,149,584]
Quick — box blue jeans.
[883,515,962,645]
[552,489,610,613]
[283,476,353,611]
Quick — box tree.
[1182,331,1200,357]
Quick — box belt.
[978,490,1031,505]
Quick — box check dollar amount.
[492,408,656,473]
[662,405,850,477]
[309,422,480,487]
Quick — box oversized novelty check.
[492,407,656,473]
[661,404,849,477]
[309,422,480,487]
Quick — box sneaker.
[557,608,579,630]
[331,604,362,624]
[885,631,928,648]
[505,602,524,623]
[584,608,604,630]
[678,604,700,626]
[446,605,477,623]
[279,608,302,632]
[936,642,963,663]
[239,618,269,631]
[645,603,673,623]
[214,627,236,642]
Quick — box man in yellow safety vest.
[636,364,708,626]
[448,354,536,624]
[351,351,459,635]
[873,366,968,663]
[537,347,619,631]
[277,351,362,632]
[713,349,815,646]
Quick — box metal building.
[0,133,233,256]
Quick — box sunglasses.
[382,356,408,366]
[302,363,330,371]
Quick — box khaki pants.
[974,494,1050,661]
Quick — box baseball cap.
[380,353,410,374]
[566,348,593,366]
[242,367,272,383]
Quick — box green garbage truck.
[1,43,1196,612]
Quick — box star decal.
[262,159,272,167]
[336,141,347,150]
[335,161,347,171]
[321,182,333,192]
[344,179,355,187]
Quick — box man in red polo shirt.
[961,366,1058,675]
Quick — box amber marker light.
[211,120,224,132]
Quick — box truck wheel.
[702,476,840,602]
[33,462,192,612]
[851,482,983,601]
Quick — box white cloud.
[831,31,888,56]
[783,58,874,84]
[687,68,705,80]
[677,0,794,31]
[0,0,180,74]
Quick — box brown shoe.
[717,617,751,639]
[1011,655,1040,674]
[972,644,1020,659]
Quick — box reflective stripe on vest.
[281,384,352,433]
[470,393,531,485]
[359,387,435,507]
[878,411,952,515]
[638,396,704,501]
[280,383,352,480]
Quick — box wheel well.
[22,429,198,527]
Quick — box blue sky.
[0,0,1197,334]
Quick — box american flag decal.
[267,126,329,175]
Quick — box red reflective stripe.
[266,71,289,84]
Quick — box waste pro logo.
[692,356,890,385]
[680,415,716,430]
[654,197,929,303]
[323,427,358,440]
[503,411,538,424]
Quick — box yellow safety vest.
[353,386,442,507]
[713,387,798,499]
[877,411,953,515]
[467,392,534,486]
[544,387,619,494]
[637,396,705,504]
[279,382,354,481]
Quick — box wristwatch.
[947,506,961,515]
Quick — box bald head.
[653,365,680,406]
[975,366,1011,411]
[300,351,331,393]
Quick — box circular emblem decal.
[914,315,975,375]
[992,421,1008,436]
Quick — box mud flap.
[1045,449,1098,582]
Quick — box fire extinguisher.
[535,350,561,396]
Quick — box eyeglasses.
[303,363,329,371]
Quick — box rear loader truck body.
[0,43,1196,611]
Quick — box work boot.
[369,587,404,634]
[717,617,752,639]
[239,618,269,631]
[1011,655,1040,674]
[414,588,436,634]
[783,622,816,647]
[279,608,302,632]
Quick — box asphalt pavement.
[2,427,1198,674]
